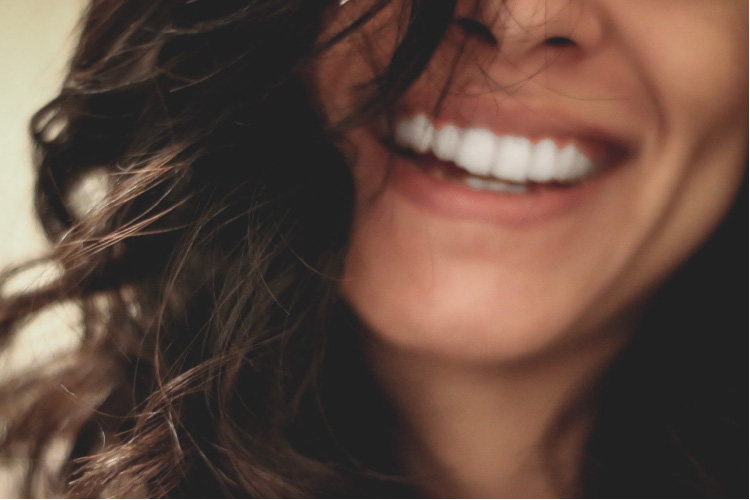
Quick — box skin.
[314,0,748,496]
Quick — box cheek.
[617,2,748,139]
[603,1,748,282]
[659,40,747,144]
[626,3,748,265]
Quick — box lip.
[386,149,623,225]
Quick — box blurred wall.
[0,1,86,496]
[0,0,86,265]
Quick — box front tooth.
[492,136,532,183]
[455,128,496,176]
[528,138,558,182]
[432,125,462,162]
[411,114,435,153]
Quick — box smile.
[394,113,623,193]
[374,107,635,225]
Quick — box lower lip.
[389,153,620,226]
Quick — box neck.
[366,328,628,498]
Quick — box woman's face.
[315,0,748,361]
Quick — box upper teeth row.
[395,114,596,184]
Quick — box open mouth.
[390,113,628,194]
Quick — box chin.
[339,199,628,364]
[342,284,582,364]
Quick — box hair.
[0,0,746,497]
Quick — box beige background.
[0,0,85,265]
[0,1,86,496]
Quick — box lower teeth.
[427,165,528,193]
[463,176,528,193]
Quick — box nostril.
[544,36,576,48]
[455,18,499,47]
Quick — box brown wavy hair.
[0,0,746,497]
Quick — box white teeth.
[395,114,436,153]
[455,128,497,177]
[493,136,531,183]
[555,144,577,181]
[464,177,528,193]
[411,114,434,153]
[432,125,462,162]
[569,146,595,178]
[394,115,598,185]
[528,138,558,182]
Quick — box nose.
[479,0,605,71]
